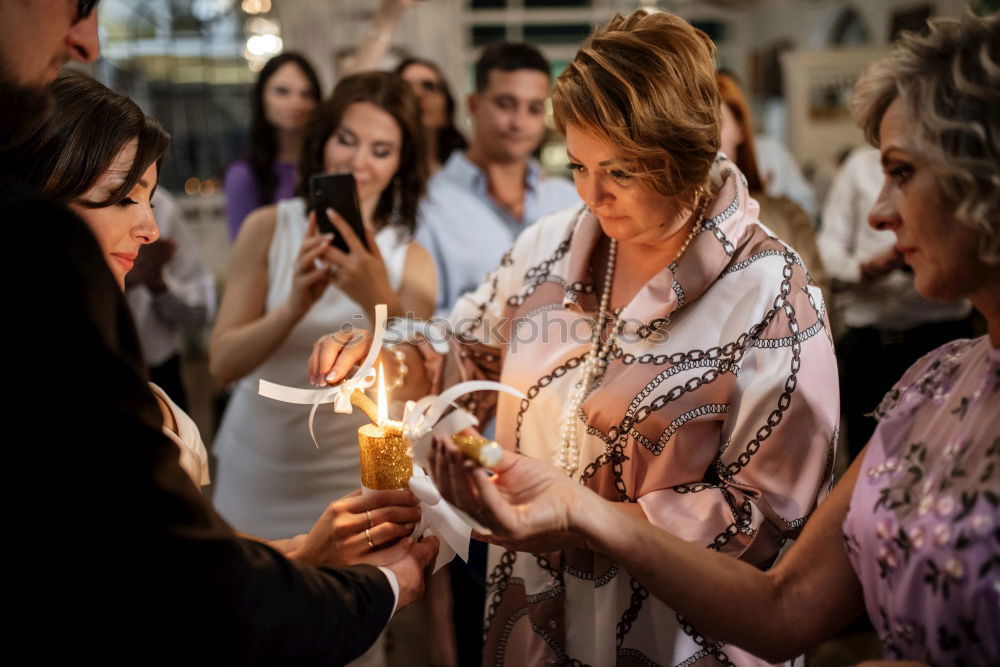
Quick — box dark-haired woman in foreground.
[432,12,1000,665]
[18,70,213,483]
[25,71,423,575]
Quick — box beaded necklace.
[557,199,707,476]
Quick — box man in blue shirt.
[416,42,580,317]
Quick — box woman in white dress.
[210,71,437,540]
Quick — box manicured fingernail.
[326,370,337,381]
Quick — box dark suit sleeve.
[8,199,393,665]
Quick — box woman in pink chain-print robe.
[438,150,838,666]
[312,10,839,665]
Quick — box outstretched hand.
[428,434,582,549]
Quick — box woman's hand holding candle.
[286,487,422,568]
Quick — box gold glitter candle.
[452,434,503,468]
[358,420,412,489]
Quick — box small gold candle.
[356,362,412,489]
[358,420,412,489]
[452,434,503,468]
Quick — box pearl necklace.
[557,206,706,476]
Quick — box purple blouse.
[843,335,1000,664]
[223,158,298,240]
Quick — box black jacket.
[3,180,394,665]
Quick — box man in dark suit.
[2,2,437,662]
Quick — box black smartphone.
[309,172,369,253]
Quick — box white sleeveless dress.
[213,198,409,539]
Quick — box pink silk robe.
[436,157,840,666]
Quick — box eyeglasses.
[75,0,99,23]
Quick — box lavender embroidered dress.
[843,336,1000,664]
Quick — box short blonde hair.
[852,11,1000,264]
[552,9,721,205]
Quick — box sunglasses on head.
[76,0,99,23]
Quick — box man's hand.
[429,435,581,543]
[385,535,439,610]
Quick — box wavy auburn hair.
[852,11,1000,264]
[552,9,721,206]
[297,71,427,234]
[21,71,170,207]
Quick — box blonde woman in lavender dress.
[431,12,1000,666]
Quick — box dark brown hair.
[246,53,321,205]
[297,71,427,234]
[717,71,764,192]
[395,57,467,165]
[21,71,170,207]
[473,42,550,93]
[552,9,721,205]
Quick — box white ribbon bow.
[402,381,525,469]
[258,303,525,568]
[258,304,388,448]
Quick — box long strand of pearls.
[558,237,618,475]
[558,196,708,477]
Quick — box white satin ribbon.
[258,304,523,566]
[402,380,525,469]
[258,304,388,448]
[362,464,474,572]
[400,381,525,542]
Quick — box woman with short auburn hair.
[431,11,1000,665]
[312,9,838,664]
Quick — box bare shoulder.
[232,204,279,260]
[405,240,434,269]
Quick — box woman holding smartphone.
[210,71,436,542]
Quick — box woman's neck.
[970,280,1000,348]
[360,196,382,232]
[275,128,304,164]
[591,220,696,313]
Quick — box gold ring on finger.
[365,527,375,548]
[366,509,374,530]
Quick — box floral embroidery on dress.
[843,337,1000,665]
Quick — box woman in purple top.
[224,53,321,239]
[429,12,1000,665]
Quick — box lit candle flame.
[376,362,388,425]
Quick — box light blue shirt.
[416,151,580,317]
